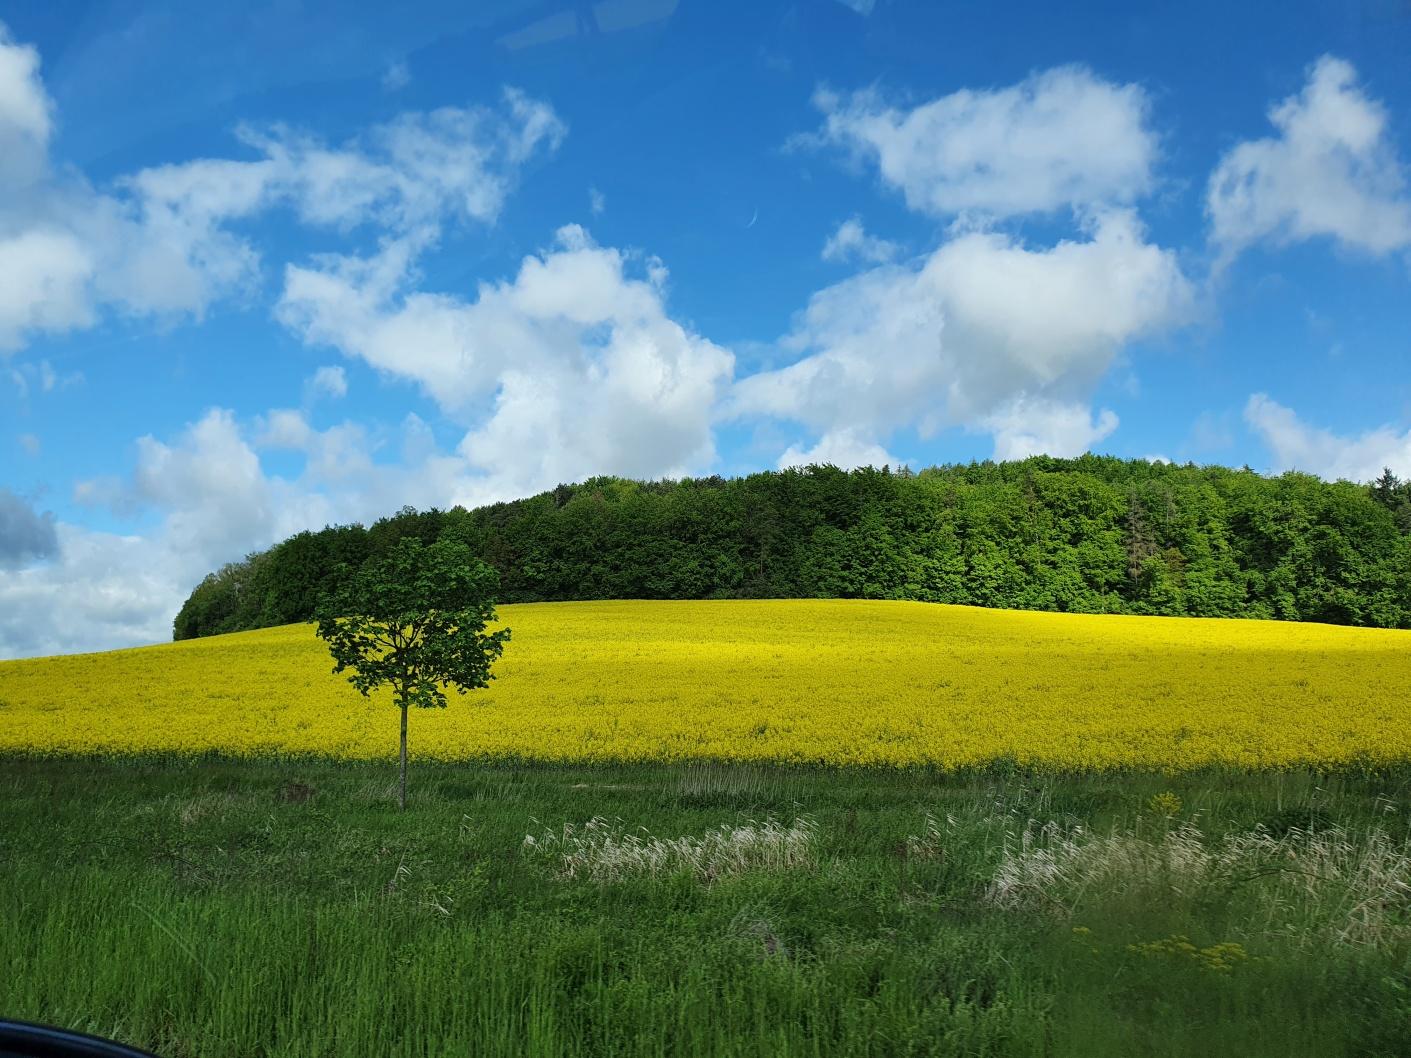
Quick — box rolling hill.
[6,599,1410,769]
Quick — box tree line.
[173,456,1411,640]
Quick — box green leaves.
[183,459,1411,643]
[315,538,510,710]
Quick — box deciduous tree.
[316,538,510,810]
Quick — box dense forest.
[173,457,1411,640]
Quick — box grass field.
[4,599,1411,768]
[4,757,1411,1057]
[7,601,1411,1054]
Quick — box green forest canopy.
[174,457,1411,640]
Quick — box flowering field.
[2,599,1410,769]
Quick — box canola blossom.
[2,600,1410,769]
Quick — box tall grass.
[4,756,1411,1056]
[522,816,818,881]
[988,818,1411,948]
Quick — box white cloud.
[807,65,1157,218]
[778,429,896,470]
[732,209,1189,464]
[238,90,566,231]
[17,432,39,455]
[984,397,1119,460]
[129,409,293,563]
[589,187,606,215]
[821,216,898,264]
[1244,393,1411,482]
[91,159,272,321]
[1208,56,1411,258]
[257,407,317,450]
[0,229,95,349]
[305,364,348,401]
[90,90,564,324]
[278,224,735,500]
[0,24,50,189]
[0,21,564,353]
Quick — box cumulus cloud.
[0,489,58,568]
[775,65,1179,464]
[821,216,898,264]
[234,89,565,232]
[305,364,347,401]
[127,409,298,564]
[733,209,1190,463]
[1208,56,1411,258]
[1244,393,1411,482]
[277,224,735,500]
[806,65,1157,218]
[984,397,1119,460]
[0,21,564,352]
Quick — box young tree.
[316,537,510,810]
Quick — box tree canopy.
[176,457,1411,639]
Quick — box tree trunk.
[399,701,408,812]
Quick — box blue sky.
[2,0,1410,658]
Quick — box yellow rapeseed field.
[2,599,1409,769]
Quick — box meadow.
[7,600,1411,1055]
[4,599,1411,769]
[4,758,1411,1057]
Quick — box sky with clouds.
[2,0,1410,659]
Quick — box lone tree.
[316,537,510,810]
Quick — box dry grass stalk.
[986,819,1411,948]
[523,816,818,882]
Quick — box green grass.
[4,756,1411,1056]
